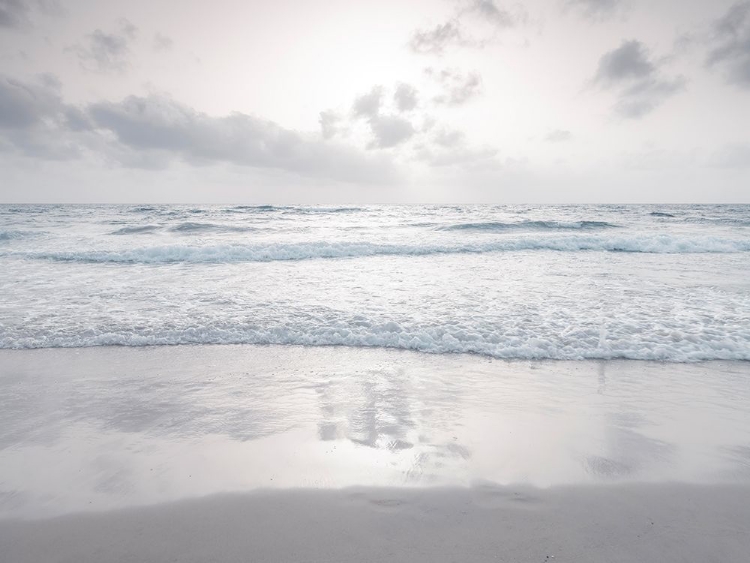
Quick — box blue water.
[1,204,749,360]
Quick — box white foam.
[15,234,750,264]
[3,314,749,361]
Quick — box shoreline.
[3,340,750,362]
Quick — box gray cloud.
[594,40,654,85]
[594,40,686,118]
[393,83,418,112]
[0,73,60,128]
[415,123,497,168]
[706,2,750,89]
[0,0,63,31]
[0,0,29,29]
[68,19,138,72]
[564,0,625,21]
[0,73,86,159]
[409,21,463,55]
[426,68,482,106]
[153,32,173,52]
[352,86,383,118]
[613,77,686,118]
[433,128,465,148]
[545,129,572,142]
[318,110,340,140]
[367,114,415,149]
[462,0,517,28]
[88,95,400,182]
[408,1,525,55]
[0,73,400,184]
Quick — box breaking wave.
[439,220,618,231]
[3,318,748,361]
[168,222,259,233]
[110,225,162,235]
[16,234,750,264]
[0,230,40,241]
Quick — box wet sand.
[1,345,750,560]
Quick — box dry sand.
[2,484,750,563]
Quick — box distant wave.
[225,205,364,214]
[110,225,162,235]
[649,212,676,218]
[0,230,40,241]
[685,217,750,227]
[169,222,260,233]
[290,206,365,214]
[439,220,618,232]
[127,206,158,213]
[17,235,750,264]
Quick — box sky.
[0,0,749,203]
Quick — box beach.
[2,203,750,560]
[1,345,749,561]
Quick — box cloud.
[706,2,750,89]
[612,77,686,118]
[426,68,483,105]
[462,0,519,28]
[367,114,415,149]
[594,40,654,85]
[318,110,340,140]
[68,19,137,72]
[0,73,85,159]
[409,21,463,55]
[350,86,416,148]
[0,0,28,29]
[564,0,626,21]
[408,1,526,55]
[352,86,383,118]
[433,128,465,148]
[153,32,173,52]
[545,129,572,142]
[0,73,400,184]
[88,95,400,182]
[393,83,418,112]
[0,73,60,128]
[415,125,497,168]
[593,40,686,118]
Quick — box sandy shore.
[1,345,750,560]
[3,483,750,563]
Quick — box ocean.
[1,203,749,360]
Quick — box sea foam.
[17,235,750,264]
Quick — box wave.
[439,220,618,232]
[168,222,259,233]
[127,206,158,213]
[3,321,748,361]
[289,206,365,214]
[16,235,750,264]
[649,212,676,218]
[0,230,40,241]
[110,225,162,235]
[225,205,282,213]
[685,216,750,227]
[225,205,363,214]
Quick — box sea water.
[1,204,749,360]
